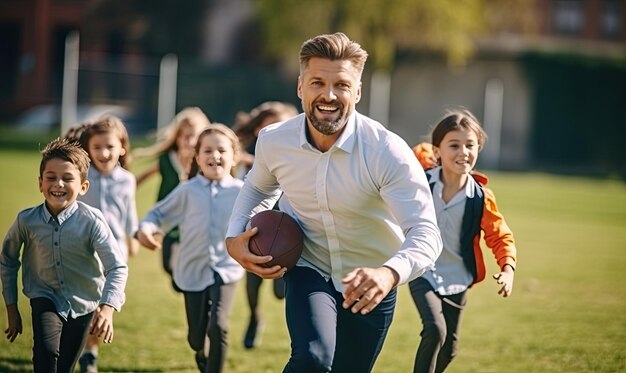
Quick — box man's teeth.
[318,105,336,111]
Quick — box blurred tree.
[255,0,537,71]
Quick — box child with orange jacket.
[410,109,517,373]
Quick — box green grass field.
[0,144,625,372]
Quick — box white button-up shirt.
[227,112,442,291]
[422,167,474,295]
[140,174,245,291]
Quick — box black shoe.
[244,317,264,349]
[195,350,207,372]
[79,352,98,373]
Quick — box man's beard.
[306,102,350,135]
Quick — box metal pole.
[61,30,79,135]
[482,78,504,169]
[157,53,178,130]
[369,69,391,126]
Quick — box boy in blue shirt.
[1,137,128,373]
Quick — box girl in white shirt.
[136,124,244,373]
[74,116,139,373]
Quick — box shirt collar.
[196,173,234,188]
[42,201,79,224]
[298,111,357,154]
[428,166,477,199]
[88,165,122,180]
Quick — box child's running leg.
[207,274,236,373]
[31,297,92,373]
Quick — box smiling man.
[226,32,442,372]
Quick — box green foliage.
[255,0,535,70]
[0,148,624,372]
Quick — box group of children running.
[1,105,516,373]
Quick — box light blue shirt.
[422,167,475,295]
[227,112,442,292]
[79,165,138,262]
[1,201,128,319]
[140,174,245,291]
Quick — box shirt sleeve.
[125,176,139,238]
[378,136,442,285]
[481,187,517,270]
[226,132,283,238]
[0,216,24,306]
[90,212,128,311]
[141,183,187,235]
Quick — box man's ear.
[38,177,43,193]
[297,76,302,99]
[354,81,362,104]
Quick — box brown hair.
[233,101,299,150]
[78,115,132,169]
[40,137,91,182]
[299,32,368,75]
[431,109,488,151]
[63,122,90,143]
[189,123,242,178]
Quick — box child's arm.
[127,237,140,257]
[493,264,515,297]
[2,216,25,342]
[136,224,162,250]
[135,163,159,186]
[4,304,22,342]
[89,304,115,343]
[137,184,186,250]
[481,188,517,297]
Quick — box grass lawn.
[0,144,625,372]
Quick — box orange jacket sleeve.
[480,187,517,271]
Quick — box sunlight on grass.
[0,149,625,372]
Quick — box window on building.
[601,0,622,38]
[553,0,584,35]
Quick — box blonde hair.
[134,107,211,158]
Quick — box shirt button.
[55,228,59,232]
[54,242,58,246]
[57,262,61,266]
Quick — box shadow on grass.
[0,357,195,373]
[0,357,32,373]
[99,364,194,372]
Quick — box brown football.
[249,210,304,271]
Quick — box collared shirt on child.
[139,174,245,291]
[79,165,138,262]
[0,201,128,319]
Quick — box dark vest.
[426,170,484,281]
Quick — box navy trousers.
[282,266,396,373]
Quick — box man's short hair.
[299,32,368,75]
[40,137,91,181]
